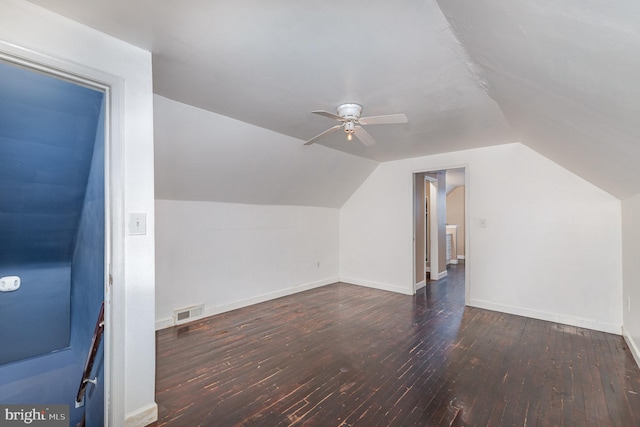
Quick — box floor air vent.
[174,304,204,325]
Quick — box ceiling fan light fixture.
[305,102,408,146]
[343,120,355,141]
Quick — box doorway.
[413,167,469,304]
[0,56,108,426]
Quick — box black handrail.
[76,301,105,405]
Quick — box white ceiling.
[438,0,640,199]
[25,0,640,200]
[154,95,378,208]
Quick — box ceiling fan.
[304,103,408,146]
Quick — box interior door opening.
[0,57,107,426]
[413,167,469,304]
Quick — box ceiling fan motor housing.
[337,103,363,121]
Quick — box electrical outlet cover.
[0,276,20,292]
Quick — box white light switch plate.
[0,276,20,292]
[129,213,147,235]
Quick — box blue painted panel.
[83,340,104,427]
[0,62,103,117]
[0,346,90,427]
[70,101,105,426]
[0,348,77,404]
[0,135,95,185]
[0,60,105,425]
[0,263,70,365]
[0,100,99,150]
[0,60,104,265]
[71,102,105,350]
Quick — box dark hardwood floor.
[153,263,640,426]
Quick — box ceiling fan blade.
[354,125,376,146]
[312,110,346,122]
[304,124,342,145]
[358,113,408,125]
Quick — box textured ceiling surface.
[154,95,378,208]
[437,0,640,198]
[24,0,640,200]
[26,0,511,161]
[0,60,103,264]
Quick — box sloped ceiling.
[25,0,640,201]
[437,0,640,199]
[154,95,378,208]
[0,60,103,264]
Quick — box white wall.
[0,1,156,425]
[622,194,640,366]
[340,143,623,333]
[155,200,339,328]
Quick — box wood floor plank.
[151,263,640,426]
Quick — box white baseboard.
[623,326,640,369]
[430,270,448,280]
[470,298,621,335]
[125,402,157,427]
[340,277,413,295]
[155,316,174,330]
[457,255,465,260]
[448,259,459,265]
[156,277,339,330]
[415,280,426,290]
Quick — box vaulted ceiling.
[26,0,640,201]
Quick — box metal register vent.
[174,304,204,325]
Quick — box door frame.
[424,175,440,281]
[0,42,126,426]
[412,164,471,306]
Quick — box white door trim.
[411,164,471,306]
[0,41,126,427]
